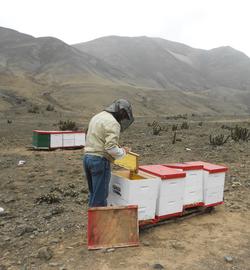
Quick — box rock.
[3,237,11,242]
[224,255,233,263]
[16,225,37,236]
[4,197,15,203]
[37,246,53,261]
[142,241,150,246]
[102,248,115,253]
[49,262,61,267]
[0,264,7,270]
[59,266,67,270]
[50,238,60,244]
[51,206,64,216]
[152,263,165,269]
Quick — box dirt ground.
[0,112,250,270]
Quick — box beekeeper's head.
[105,99,134,132]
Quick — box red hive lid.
[139,165,186,179]
[33,130,84,134]
[186,161,228,173]
[163,163,203,171]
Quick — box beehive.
[32,130,85,149]
[108,152,160,221]
[163,163,204,208]
[139,165,186,219]
[186,161,228,207]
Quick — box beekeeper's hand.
[123,146,131,154]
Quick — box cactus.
[231,126,250,142]
[209,134,230,146]
[181,121,189,129]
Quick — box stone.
[16,225,37,236]
[224,255,233,263]
[37,246,53,261]
[51,206,64,216]
[152,263,165,269]
[102,248,115,253]
[142,241,150,246]
[50,238,60,244]
[49,262,61,267]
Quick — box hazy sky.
[1,0,250,56]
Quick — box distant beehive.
[32,130,85,149]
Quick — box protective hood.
[105,99,134,132]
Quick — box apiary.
[163,163,204,208]
[108,152,160,221]
[139,165,186,219]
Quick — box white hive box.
[108,170,160,221]
[50,131,85,148]
[186,161,228,207]
[163,163,204,208]
[139,165,186,219]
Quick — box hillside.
[74,36,250,91]
[0,26,250,116]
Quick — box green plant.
[231,126,250,142]
[58,120,78,131]
[172,124,178,131]
[221,124,233,131]
[181,121,189,129]
[46,104,54,111]
[28,105,39,113]
[198,122,203,126]
[209,134,230,146]
[172,131,177,144]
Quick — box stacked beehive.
[108,153,228,223]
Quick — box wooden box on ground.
[163,163,204,208]
[87,205,139,250]
[139,165,186,219]
[32,130,85,149]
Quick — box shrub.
[231,126,250,142]
[149,120,168,135]
[58,120,78,131]
[46,104,54,111]
[209,134,230,146]
[28,105,39,113]
[221,124,233,131]
[181,121,189,129]
[172,124,178,131]
[198,122,203,126]
[172,131,177,144]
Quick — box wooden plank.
[87,205,139,250]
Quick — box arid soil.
[0,113,250,270]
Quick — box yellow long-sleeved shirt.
[84,111,125,161]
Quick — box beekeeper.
[84,99,134,207]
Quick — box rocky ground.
[0,113,250,270]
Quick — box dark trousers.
[83,154,111,207]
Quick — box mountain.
[74,36,250,91]
[0,27,127,84]
[1,26,250,116]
